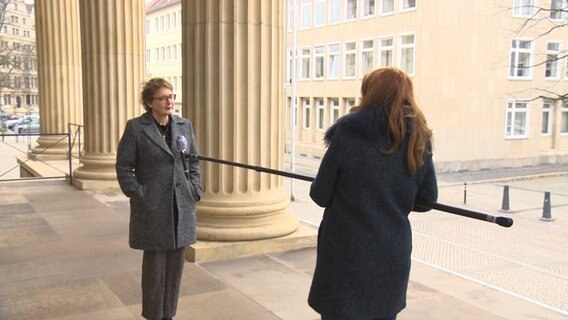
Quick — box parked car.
[7,115,39,131]
[14,117,40,134]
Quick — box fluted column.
[32,0,83,159]
[73,0,145,189]
[183,0,299,240]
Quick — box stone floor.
[1,137,568,319]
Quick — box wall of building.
[284,0,568,172]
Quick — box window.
[314,45,325,79]
[346,0,357,20]
[506,101,528,138]
[379,37,394,67]
[315,0,326,26]
[302,0,312,29]
[401,0,416,11]
[360,40,374,76]
[513,0,536,17]
[561,103,568,133]
[330,98,340,125]
[381,0,395,15]
[328,43,340,78]
[550,0,565,19]
[160,16,164,30]
[545,42,561,79]
[286,49,293,83]
[146,49,151,63]
[166,14,171,29]
[155,48,160,61]
[301,48,311,80]
[145,20,150,34]
[329,0,340,24]
[316,98,325,130]
[542,101,553,135]
[509,39,533,78]
[344,41,356,78]
[345,98,356,113]
[399,34,415,75]
[303,98,311,129]
[363,0,376,17]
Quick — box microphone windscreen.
[176,135,188,152]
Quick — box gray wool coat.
[308,106,438,319]
[116,111,202,251]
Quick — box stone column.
[32,0,83,159]
[182,0,299,241]
[73,0,145,190]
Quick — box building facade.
[284,0,568,172]
[0,0,38,116]
[145,0,183,115]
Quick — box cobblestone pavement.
[285,163,568,314]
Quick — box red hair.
[351,67,433,174]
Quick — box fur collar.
[324,106,389,146]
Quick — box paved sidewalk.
[1,143,567,319]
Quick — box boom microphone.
[176,135,189,179]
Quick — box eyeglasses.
[152,94,176,102]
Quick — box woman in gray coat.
[116,78,202,320]
[308,68,438,320]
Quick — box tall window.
[550,0,565,19]
[330,98,340,125]
[328,43,340,78]
[286,49,293,83]
[509,39,533,78]
[399,34,415,75]
[401,0,416,11]
[303,98,311,129]
[302,0,312,29]
[329,0,340,24]
[506,101,528,138]
[145,20,150,34]
[360,40,374,76]
[381,0,395,15]
[561,103,568,133]
[513,0,536,17]
[314,45,325,79]
[346,0,357,20]
[379,37,394,67]
[316,98,325,130]
[315,0,326,26]
[146,49,151,63]
[301,48,311,80]
[542,101,553,135]
[345,98,356,113]
[545,42,561,79]
[344,41,356,78]
[363,0,376,17]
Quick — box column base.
[71,177,119,190]
[186,224,317,263]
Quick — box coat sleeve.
[116,119,141,198]
[310,132,343,208]
[187,120,202,201]
[412,152,438,212]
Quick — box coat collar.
[140,111,176,156]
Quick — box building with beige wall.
[145,0,183,115]
[285,0,568,172]
[0,0,38,116]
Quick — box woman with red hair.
[308,67,438,320]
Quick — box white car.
[13,117,40,134]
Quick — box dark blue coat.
[308,106,438,319]
[116,112,202,251]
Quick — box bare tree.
[512,1,568,102]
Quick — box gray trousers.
[141,247,186,320]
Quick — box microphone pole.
[188,154,513,228]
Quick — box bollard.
[540,191,554,221]
[463,182,467,204]
[499,185,510,212]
